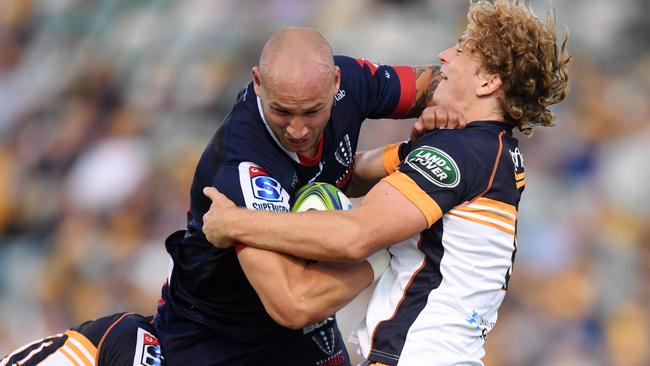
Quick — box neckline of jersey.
[467,120,514,133]
[296,134,324,166]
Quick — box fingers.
[413,118,424,133]
[417,106,467,133]
[203,186,223,201]
[410,118,425,141]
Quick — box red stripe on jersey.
[297,134,324,166]
[249,165,270,177]
[235,243,247,254]
[355,58,378,76]
[388,66,416,118]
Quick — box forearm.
[404,65,442,118]
[348,139,412,198]
[226,208,372,262]
[346,147,389,198]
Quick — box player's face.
[433,36,485,110]
[255,67,340,157]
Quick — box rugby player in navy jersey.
[154,27,464,366]
[204,2,572,365]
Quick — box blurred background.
[0,0,649,364]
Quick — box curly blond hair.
[465,0,572,135]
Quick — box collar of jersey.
[256,96,324,166]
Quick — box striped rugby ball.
[292,182,353,212]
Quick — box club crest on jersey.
[335,134,352,168]
[249,166,282,202]
[239,162,290,212]
[405,146,460,187]
[133,328,164,366]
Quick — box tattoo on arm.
[404,65,442,118]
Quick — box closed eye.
[274,108,291,115]
[304,109,320,116]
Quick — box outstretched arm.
[405,65,443,118]
[204,180,432,262]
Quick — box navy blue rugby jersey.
[162,55,416,339]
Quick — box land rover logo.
[405,146,460,187]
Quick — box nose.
[286,117,308,139]
[438,46,452,64]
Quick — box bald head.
[252,27,340,156]
[260,27,334,72]
[257,27,337,94]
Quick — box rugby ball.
[292,182,353,212]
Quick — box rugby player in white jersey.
[203,1,571,364]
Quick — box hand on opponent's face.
[202,187,237,249]
[410,105,467,142]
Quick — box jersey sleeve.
[335,55,416,119]
[381,131,475,227]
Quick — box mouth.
[440,71,448,80]
[287,137,309,146]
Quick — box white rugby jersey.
[352,121,524,366]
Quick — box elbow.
[266,301,319,330]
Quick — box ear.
[333,66,341,92]
[476,73,502,97]
[252,66,262,96]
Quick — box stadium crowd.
[0,0,649,365]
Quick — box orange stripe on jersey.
[382,142,402,174]
[382,172,442,227]
[516,179,526,189]
[474,130,504,199]
[64,340,93,366]
[96,312,132,363]
[452,205,516,227]
[467,197,518,217]
[448,211,515,235]
[65,330,97,360]
[59,346,82,366]
[515,171,525,181]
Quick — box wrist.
[226,207,246,242]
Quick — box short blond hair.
[466,0,572,135]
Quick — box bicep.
[349,180,433,252]
[236,246,372,329]
[237,246,305,325]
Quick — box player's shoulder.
[404,122,512,183]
